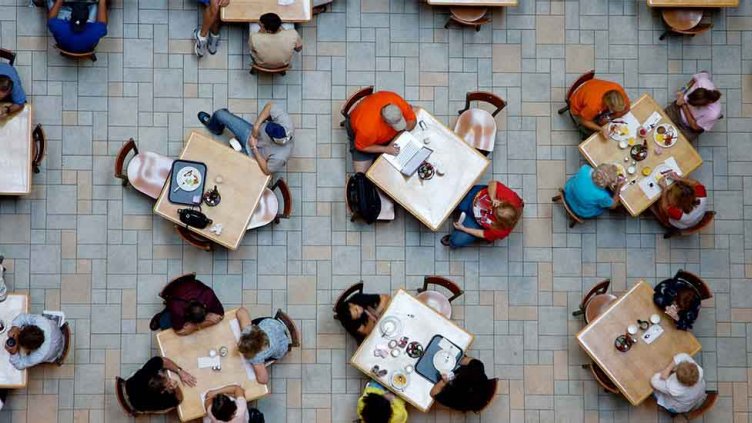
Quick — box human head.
[380,104,407,131]
[359,393,392,423]
[238,325,269,358]
[592,164,618,189]
[18,325,45,351]
[443,364,494,412]
[69,3,89,34]
[603,90,627,115]
[147,370,178,394]
[674,287,698,312]
[265,122,291,145]
[185,300,207,324]
[668,181,700,213]
[491,202,521,230]
[0,75,13,101]
[260,13,282,33]
[687,88,721,107]
[211,394,238,422]
[675,361,700,386]
[335,301,368,341]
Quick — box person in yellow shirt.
[356,382,408,423]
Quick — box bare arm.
[660,360,676,380]
[252,102,274,138]
[48,0,64,19]
[430,378,447,397]
[236,307,252,328]
[97,0,107,24]
[253,363,269,384]
[679,103,703,132]
[176,322,198,336]
[198,313,223,329]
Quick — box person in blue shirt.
[0,63,27,119]
[563,164,623,218]
[46,0,108,54]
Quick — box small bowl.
[390,348,401,358]
[627,166,636,175]
[618,140,628,149]
[641,167,652,177]
[219,346,229,357]
[650,314,661,324]
[209,349,217,357]
[627,324,638,335]
[404,364,414,374]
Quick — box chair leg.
[280,71,286,76]
[444,18,451,29]
[475,24,481,32]
[91,53,97,62]
[557,105,569,115]
[659,31,669,41]
[572,309,584,317]
[569,219,576,228]
[552,195,561,202]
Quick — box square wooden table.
[0,106,33,196]
[156,309,269,422]
[350,289,474,412]
[366,108,490,231]
[221,0,312,23]
[576,281,702,406]
[153,131,270,250]
[578,94,703,217]
[0,294,29,389]
[428,0,518,5]
[647,0,738,7]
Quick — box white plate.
[176,166,202,192]
[433,349,457,373]
[653,123,678,148]
[608,122,631,142]
[379,316,402,339]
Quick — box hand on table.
[205,313,222,324]
[665,304,680,321]
[599,125,610,140]
[384,142,400,156]
[178,369,197,387]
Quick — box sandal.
[440,235,451,247]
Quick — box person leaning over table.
[665,72,722,142]
[652,171,708,231]
[0,61,27,119]
[203,384,248,423]
[651,353,706,414]
[123,356,197,414]
[441,180,523,248]
[345,91,417,172]
[334,291,391,344]
[430,356,495,412]
[563,164,624,219]
[4,313,65,370]
[568,78,630,138]
[197,101,294,175]
[149,274,225,335]
[357,381,408,423]
[235,307,292,384]
[44,0,108,54]
[250,12,302,69]
[653,276,701,331]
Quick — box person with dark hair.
[568,78,630,137]
[654,172,708,230]
[654,277,702,331]
[357,381,408,423]
[4,313,65,369]
[194,0,230,57]
[123,356,196,413]
[651,353,706,414]
[665,72,722,142]
[203,384,248,422]
[46,0,108,53]
[249,12,302,68]
[430,356,496,412]
[236,307,292,384]
[149,274,224,336]
[0,63,26,119]
[334,293,390,343]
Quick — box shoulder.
[88,22,108,36]
[47,18,67,31]
[693,183,706,197]
[667,206,683,220]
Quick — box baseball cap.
[265,122,291,145]
[381,104,406,131]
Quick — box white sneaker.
[193,28,207,58]
[207,32,220,55]
[229,137,242,152]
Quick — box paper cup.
[650,314,661,324]
[627,324,638,335]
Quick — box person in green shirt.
[356,382,408,423]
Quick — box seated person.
[563,164,623,219]
[204,384,248,423]
[250,13,302,68]
[334,292,390,343]
[46,0,108,54]
[198,102,294,175]
[345,91,416,172]
[123,356,196,414]
[357,381,408,423]
[194,0,230,58]
[569,78,630,137]
[236,307,292,384]
[665,72,722,142]
[654,277,701,331]
[651,353,706,414]
[149,274,224,335]
[430,356,495,412]
[0,63,27,118]
[5,313,65,369]
[654,173,708,230]
[442,180,523,248]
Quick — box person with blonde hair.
[568,78,630,138]
[563,164,624,219]
[235,307,291,384]
[651,353,706,414]
[441,180,523,248]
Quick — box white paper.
[642,324,664,344]
[644,111,662,129]
[612,112,641,139]
[638,157,681,200]
[198,356,221,369]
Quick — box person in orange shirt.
[569,79,630,138]
[345,91,417,172]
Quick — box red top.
[349,91,416,150]
[161,278,224,331]
[667,184,707,220]
[472,182,524,241]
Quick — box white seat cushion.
[247,188,279,230]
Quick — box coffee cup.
[627,324,638,335]
[650,314,661,324]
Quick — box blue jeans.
[204,109,254,156]
[47,0,98,22]
[158,310,172,330]
[449,185,485,248]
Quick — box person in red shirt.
[345,91,417,172]
[569,79,630,138]
[441,181,523,248]
[149,273,224,335]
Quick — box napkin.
[638,157,682,200]
[641,324,664,344]
[230,319,257,381]
[611,112,640,138]
[643,111,662,129]
[198,356,220,369]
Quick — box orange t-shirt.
[349,91,416,150]
[569,79,629,122]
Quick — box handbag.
[178,207,212,229]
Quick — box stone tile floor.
[0,0,751,421]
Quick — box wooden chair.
[445,7,491,32]
[55,322,71,366]
[31,124,46,174]
[344,176,395,222]
[416,275,463,319]
[332,281,364,318]
[660,9,712,41]
[274,309,301,350]
[115,377,140,417]
[174,225,213,251]
[674,269,713,301]
[340,86,374,127]
[454,91,506,155]
[247,178,294,230]
[56,45,97,62]
[557,69,595,123]
[572,279,616,324]
[680,391,718,421]
[663,211,715,239]
[583,362,620,394]
[114,138,174,200]
[552,189,585,228]
[250,63,289,76]
[0,48,16,65]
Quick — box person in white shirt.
[651,353,706,414]
[203,385,248,423]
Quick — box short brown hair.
[668,181,700,214]
[675,361,700,386]
[490,203,521,231]
[19,325,45,351]
[238,325,269,358]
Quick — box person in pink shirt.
[665,72,722,142]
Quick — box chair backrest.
[333,281,365,315]
[272,178,293,221]
[0,48,16,65]
[55,322,71,366]
[250,63,289,75]
[448,6,490,27]
[580,279,611,310]
[459,91,507,117]
[675,269,712,300]
[32,124,46,174]
[115,377,138,416]
[274,309,301,348]
[679,211,715,236]
[174,225,212,251]
[684,391,718,420]
[56,45,97,62]
[419,276,463,303]
[566,70,596,103]
[114,139,139,182]
[159,272,198,298]
[590,363,620,394]
[341,86,374,118]
[555,189,585,226]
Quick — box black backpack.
[248,407,265,423]
[346,172,381,224]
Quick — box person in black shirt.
[123,356,197,413]
[334,293,390,343]
[430,357,496,412]
[653,278,701,331]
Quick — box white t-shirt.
[203,396,248,423]
[651,353,706,413]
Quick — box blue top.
[564,165,614,218]
[10,313,65,369]
[242,318,290,365]
[0,63,26,104]
[47,18,107,53]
